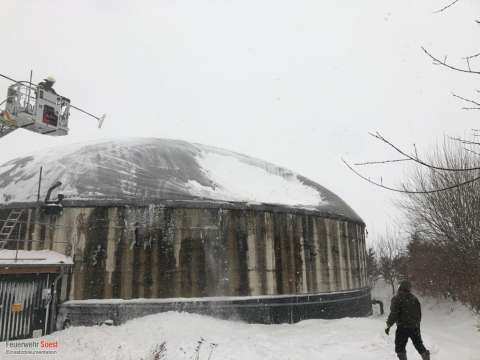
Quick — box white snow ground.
[1,282,479,360]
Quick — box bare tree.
[345,135,480,309]
[375,230,407,295]
[343,1,480,310]
[401,141,480,311]
[366,247,380,289]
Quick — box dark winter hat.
[398,280,412,292]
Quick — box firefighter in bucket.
[0,71,106,138]
[38,76,57,95]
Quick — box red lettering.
[40,340,58,348]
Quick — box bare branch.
[450,136,480,146]
[452,93,480,107]
[370,132,480,172]
[422,47,480,75]
[464,148,480,157]
[433,0,461,14]
[354,158,411,166]
[342,158,480,194]
[465,52,480,61]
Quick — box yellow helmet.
[45,76,56,83]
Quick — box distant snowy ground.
[2,282,479,360]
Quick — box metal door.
[0,274,49,341]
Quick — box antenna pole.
[37,166,43,203]
[26,70,33,112]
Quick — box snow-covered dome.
[0,138,362,222]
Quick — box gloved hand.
[385,327,390,335]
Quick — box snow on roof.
[0,250,73,266]
[0,138,362,222]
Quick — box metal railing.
[5,82,38,116]
[3,82,71,131]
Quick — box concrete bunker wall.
[1,205,367,300]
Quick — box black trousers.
[395,327,428,354]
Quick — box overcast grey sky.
[1,0,479,243]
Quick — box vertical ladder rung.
[0,209,23,249]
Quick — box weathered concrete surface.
[1,205,367,301]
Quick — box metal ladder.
[0,209,24,249]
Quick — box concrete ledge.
[56,288,371,329]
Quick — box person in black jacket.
[385,280,430,360]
